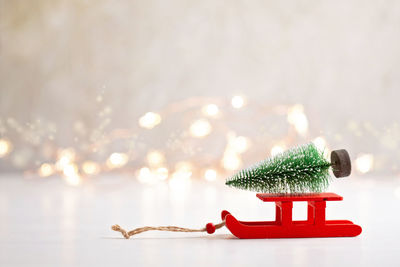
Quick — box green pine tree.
[225,143,331,193]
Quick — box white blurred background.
[1,0,400,182]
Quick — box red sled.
[222,193,362,239]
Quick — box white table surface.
[0,174,399,266]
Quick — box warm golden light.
[82,161,100,175]
[107,153,129,168]
[355,154,374,174]
[138,112,162,129]
[313,136,327,151]
[57,148,75,161]
[137,166,169,183]
[56,157,70,170]
[222,151,242,170]
[294,116,308,135]
[287,105,308,136]
[0,139,12,158]
[231,96,245,109]
[271,145,285,156]
[175,161,192,172]
[65,174,81,186]
[137,167,151,183]
[172,169,192,179]
[38,163,54,177]
[155,167,169,180]
[287,105,303,123]
[202,104,219,117]
[147,150,165,167]
[228,134,250,154]
[189,119,212,138]
[204,169,217,181]
[56,148,75,170]
[63,163,78,177]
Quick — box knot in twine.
[111,221,225,239]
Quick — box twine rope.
[111,221,225,239]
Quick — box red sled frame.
[222,193,362,239]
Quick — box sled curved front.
[221,193,362,239]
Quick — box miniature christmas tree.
[226,143,338,193]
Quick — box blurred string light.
[189,119,212,138]
[287,104,308,136]
[313,136,327,151]
[155,167,168,181]
[202,104,219,117]
[146,150,165,167]
[271,145,285,156]
[63,163,78,177]
[222,150,242,171]
[204,169,217,181]
[139,112,162,129]
[38,163,54,177]
[312,136,329,157]
[137,166,169,184]
[137,167,151,183]
[227,132,250,154]
[221,132,249,171]
[175,161,192,173]
[1,94,377,185]
[56,150,82,186]
[64,173,81,186]
[231,96,245,109]
[0,139,12,157]
[55,148,75,171]
[107,152,128,168]
[355,154,374,174]
[137,166,158,184]
[82,161,100,175]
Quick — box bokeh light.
[204,169,217,181]
[231,96,245,109]
[38,163,54,177]
[222,150,242,171]
[107,153,129,168]
[0,139,12,158]
[64,174,81,186]
[56,148,75,171]
[202,104,219,117]
[155,167,169,180]
[147,150,165,167]
[189,119,212,138]
[287,105,308,136]
[139,112,162,129]
[82,161,100,175]
[227,134,250,154]
[313,136,327,151]
[271,145,285,156]
[137,167,151,183]
[0,94,389,183]
[63,163,78,177]
[355,154,374,174]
